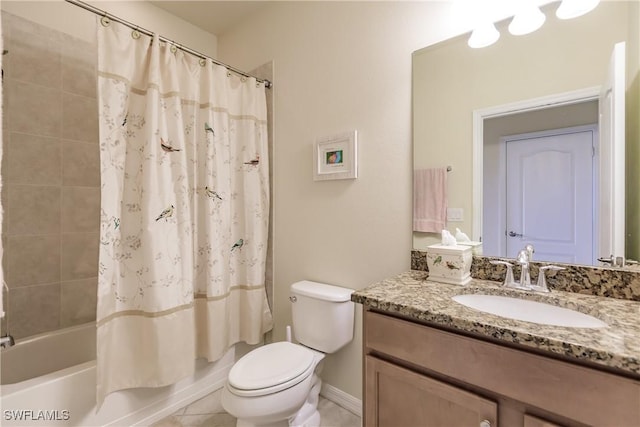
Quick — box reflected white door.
[505,127,596,264]
[599,41,626,260]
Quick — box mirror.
[412,1,640,266]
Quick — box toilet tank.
[290,281,355,353]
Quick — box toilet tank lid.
[291,281,353,302]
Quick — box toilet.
[221,280,355,427]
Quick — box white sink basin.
[452,294,608,328]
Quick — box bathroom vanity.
[353,270,640,427]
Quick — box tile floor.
[151,388,361,427]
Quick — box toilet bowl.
[221,341,325,427]
[221,281,355,427]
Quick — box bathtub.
[0,322,241,426]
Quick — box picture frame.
[313,130,358,181]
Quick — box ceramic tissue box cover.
[458,241,483,256]
[426,244,473,285]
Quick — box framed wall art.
[313,130,358,181]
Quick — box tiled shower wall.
[1,12,99,339]
[1,13,276,341]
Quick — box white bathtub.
[0,323,241,426]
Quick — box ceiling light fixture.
[468,22,500,49]
[468,0,601,48]
[509,3,546,36]
[556,0,601,20]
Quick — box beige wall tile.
[62,92,98,142]
[60,278,97,327]
[1,11,101,341]
[5,184,61,235]
[3,11,65,46]
[1,14,13,82]
[2,88,11,131]
[1,189,6,236]
[61,232,98,281]
[6,132,61,185]
[62,187,100,233]
[7,283,60,339]
[2,131,9,186]
[7,81,62,137]
[62,38,96,99]
[6,23,62,89]
[62,140,100,186]
[5,234,60,288]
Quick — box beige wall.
[413,1,633,251]
[1,1,217,57]
[216,1,472,400]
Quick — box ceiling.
[152,0,564,38]
[150,1,269,36]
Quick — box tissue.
[441,229,457,246]
[455,228,471,242]
[453,227,483,255]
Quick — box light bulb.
[468,22,500,48]
[509,5,546,36]
[556,0,600,20]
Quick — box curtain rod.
[64,0,272,89]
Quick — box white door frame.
[471,86,601,242]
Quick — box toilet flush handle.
[289,296,297,302]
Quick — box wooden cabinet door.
[365,355,498,427]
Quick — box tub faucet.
[0,334,15,349]
[1,281,14,348]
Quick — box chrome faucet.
[1,281,15,349]
[516,249,532,288]
[491,245,566,293]
[597,255,639,268]
[490,258,529,291]
[490,260,516,288]
[530,265,565,293]
[490,244,537,291]
[0,334,15,349]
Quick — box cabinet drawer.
[365,310,640,426]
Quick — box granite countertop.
[352,270,640,377]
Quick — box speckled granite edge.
[353,270,640,377]
[411,250,640,301]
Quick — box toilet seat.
[227,342,316,397]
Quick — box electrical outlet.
[447,208,464,222]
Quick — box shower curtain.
[96,20,272,404]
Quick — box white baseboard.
[320,383,362,417]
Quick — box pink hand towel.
[413,168,448,233]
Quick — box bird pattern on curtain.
[95,19,272,405]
